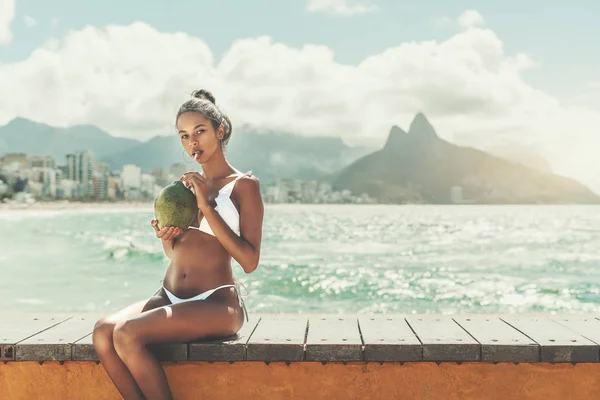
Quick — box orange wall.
[1,361,599,400]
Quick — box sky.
[1,0,600,191]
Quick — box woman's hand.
[180,172,210,209]
[151,219,182,241]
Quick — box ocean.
[1,204,599,316]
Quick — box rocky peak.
[383,125,408,151]
[408,112,439,140]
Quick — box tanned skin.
[92,111,264,400]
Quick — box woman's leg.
[112,289,244,400]
[93,290,171,400]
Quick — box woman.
[92,89,264,400]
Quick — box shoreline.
[0,201,154,210]
[1,201,599,211]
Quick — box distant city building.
[450,185,476,204]
[169,163,187,179]
[451,186,463,204]
[317,182,333,198]
[27,181,43,198]
[66,154,76,180]
[66,151,94,197]
[0,153,28,167]
[95,162,110,175]
[151,168,169,187]
[121,164,142,190]
[29,155,55,169]
[57,165,68,180]
[93,173,108,200]
[94,162,110,200]
[301,180,318,203]
[1,150,379,204]
[260,177,375,204]
[107,177,120,200]
[265,185,281,203]
[58,179,77,199]
[0,153,29,180]
[141,174,156,198]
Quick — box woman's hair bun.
[191,89,216,104]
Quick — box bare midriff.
[161,202,239,304]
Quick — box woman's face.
[176,111,223,163]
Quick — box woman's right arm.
[160,238,174,259]
[151,220,182,259]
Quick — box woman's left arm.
[200,176,264,273]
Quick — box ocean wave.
[16,298,47,305]
[0,209,65,221]
[102,238,164,261]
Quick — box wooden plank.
[70,316,186,362]
[453,316,539,362]
[246,316,307,362]
[72,333,97,361]
[1,316,71,361]
[305,316,363,362]
[148,343,188,362]
[359,316,421,362]
[189,317,261,361]
[73,335,187,362]
[501,317,599,363]
[405,316,480,362]
[553,317,600,345]
[16,316,98,361]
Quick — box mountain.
[0,118,141,161]
[0,118,374,182]
[327,113,600,204]
[102,129,374,182]
[225,129,373,181]
[485,143,553,173]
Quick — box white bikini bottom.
[162,282,249,322]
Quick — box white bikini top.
[188,171,252,237]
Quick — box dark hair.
[176,89,233,150]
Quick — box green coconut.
[154,181,198,230]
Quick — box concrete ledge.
[2,314,600,363]
[2,361,600,400]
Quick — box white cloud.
[306,0,377,16]
[457,10,485,29]
[0,0,15,45]
[0,13,599,193]
[24,15,37,28]
[437,10,485,30]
